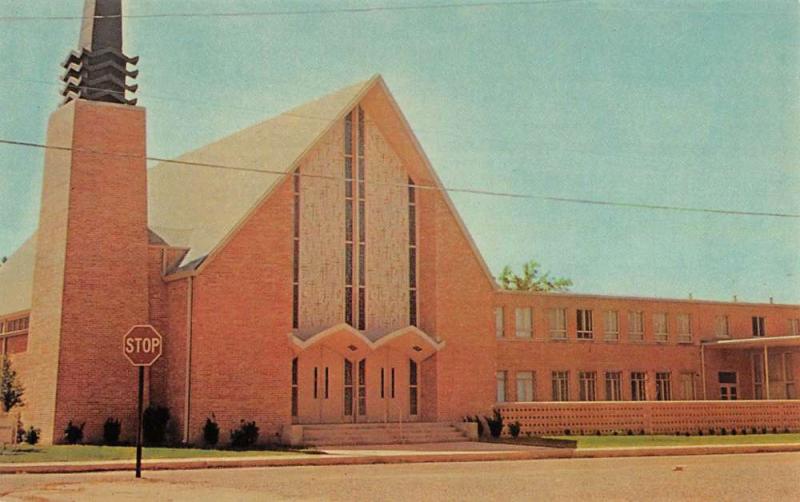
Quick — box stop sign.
[123,325,163,366]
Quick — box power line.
[0,1,586,21]
[7,77,793,170]
[1,137,798,219]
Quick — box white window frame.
[515,307,532,339]
[548,308,567,340]
[631,371,647,401]
[604,310,619,341]
[790,319,799,337]
[551,371,569,401]
[496,371,507,403]
[752,316,766,337]
[578,371,597,401]
[714,315,730,339]
[495,307,504,339]
[576,309,593,340]
[605,371,622,401]
[628,311,644,342]
[655,372,672,401]
[516,371,534,402]
[653,312,668,343]
[677,313,692,343]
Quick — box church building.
[1,0,798,445]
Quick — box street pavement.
[1,452,799,501]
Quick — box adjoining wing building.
[1,0,798,445]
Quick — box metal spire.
[61,0,139,106]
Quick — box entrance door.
[718,371,737,400]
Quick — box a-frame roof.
[148,77,376,268]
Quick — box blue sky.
[1,0,798,303]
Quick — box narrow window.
[680,372,696,400]
[752,316,766,337]
[391,368,396,398]
[409,359,419,415]
[291,358,298,417]
[790,319,799,337]
[516,371,534,401]
[718,371,737,400]
[628,311,644,342]
[381,368,385,399]
[344,112,355,327]
[578,371,597,401]
[324,367,329,399]
[631,371,646,401]
[605,371,622,401]
[655,372,672,401]
[292,168,301,329]
[313,367,318,399]
[603,311,619,341]
[753,354,764,399]
[358,359,367,416]
[515,307,532,338]
[356,106,367,331]
[408,177,418,326]
[714,315,729,339]
[495,307,504,338]
[548,308,567,340]
[551,371,570,401]
[344,359,353,416]
[677,313,692,343]
[653,313,668,342]
[496,371,507,402]
[576,309,593,339]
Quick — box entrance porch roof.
[288,323,445,361]
[701,335,800,351]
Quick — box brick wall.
[186,177,295,445]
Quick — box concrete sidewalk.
[2,441,800,475]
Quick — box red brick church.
[1,0,798,445]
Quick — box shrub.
[64,421,85,444]
[708,428,715,435]
[565,429,572,436]
[486,410,503,439]
[772,427,778,434]
[103,418,121,445]
[508,421,521,438]
[720,428,727,436]
[203,415,220,446]
[730,428,737,436]
[143,406,170,445]
[626,429,633,436]
[25,426,40,445]
[595,430,601,436]
[230,420,259,449]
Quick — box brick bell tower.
[26,0,149,444]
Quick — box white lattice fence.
[496,401,800,435]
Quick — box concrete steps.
[299,422,472,446]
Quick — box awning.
[702,335,800,351]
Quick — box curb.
[1,443,799,475]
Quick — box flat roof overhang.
[702,335,800,351]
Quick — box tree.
[498,260,573,292]
[1,354,25,412]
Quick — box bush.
[143,405,170,445]
[230,420,259,449]
[565,429,572,436]
[64,421,85,444]
[25,426,41,445]
[203,415,220,446]
[103,418,121,445]
[508,421,521,438]
[486,410,503,438]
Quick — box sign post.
[123,325,163,479]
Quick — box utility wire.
[0,0,586,21]
[7,77,791,168]
[1,137,797,219]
